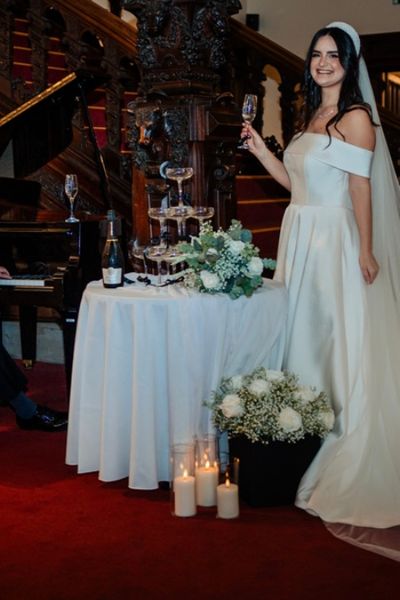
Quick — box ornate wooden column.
[123,0,242,242]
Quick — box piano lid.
[0,71,102,178]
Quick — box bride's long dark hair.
[299,27,374,137]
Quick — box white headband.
[326,21,361,55]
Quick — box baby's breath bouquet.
[178,220,276,299]
[208,367,335,445]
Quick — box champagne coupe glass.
[191,206,215,228]
[165,167,193,207]
[64,174,79,223]
[128,238,148,274]
[148,206,169,247]
[163,245,185,276]
[238,93,258,149]
[145,245,167,285]
[167,204,193,240]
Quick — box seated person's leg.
[0,340,68,432]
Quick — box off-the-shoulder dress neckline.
[299,131,373,154]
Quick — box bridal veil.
[321,21,400,561]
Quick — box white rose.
[278,407,303,432]
[320,409,335,431]
[200,270,220,290]
[247,256,264,276]
[266,370,285,381]
[248,378,271,397]
[229,240,245,254]
[230,375,243,390]
[220,394,244,418]
[295,385,316,404]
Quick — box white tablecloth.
[66,276,287,489]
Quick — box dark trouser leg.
[0,339,28,404]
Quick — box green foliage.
[178,220,276,299]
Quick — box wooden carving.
[122,1,242,239]
[123,0,241,94]
[126,98,189,175]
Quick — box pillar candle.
[174,471,196,517]
[195,461,218,506]
[217,478,239,519]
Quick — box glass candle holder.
[170,443,196,517]
[195,434,219,507]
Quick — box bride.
[242,21,400,560]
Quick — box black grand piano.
[0,72,108,391]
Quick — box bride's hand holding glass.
[240,123,266,160]
[238,93,257,149]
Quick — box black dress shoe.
[16,404,68,432]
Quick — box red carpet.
[1,363,399,600]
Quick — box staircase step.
[252,229,281,260]
[47,69,69,85]
[236,174,289,199]
[49,36,63,51]
[47,51,67,69]
[12,47,31,62]
[14,18,29,32]
[235,171,290,259]
[238,198,288,229]
[12,62,32,81]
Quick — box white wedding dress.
[274,131,400,558]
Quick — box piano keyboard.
[0,274,47,287]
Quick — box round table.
[66,276,287,489]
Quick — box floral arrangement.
[178,220,276,299]
[207,367,335,445]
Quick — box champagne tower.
[123,0,242,242]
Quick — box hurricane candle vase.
[170,443,196,517]
[195,434,219,507]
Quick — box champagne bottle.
[102,210,124,288]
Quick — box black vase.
[229,435,321,507]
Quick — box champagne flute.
[165,167,193,207]
[238,94,258,149]
[64,174,79,223]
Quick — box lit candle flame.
[225,477,231,488]
[205,460,210,469]
[183,469,188,478]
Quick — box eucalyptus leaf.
[240,228,253,243]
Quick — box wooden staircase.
[10,15,133,153]
[236,174,289,259]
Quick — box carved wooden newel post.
[123,0,242,243]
